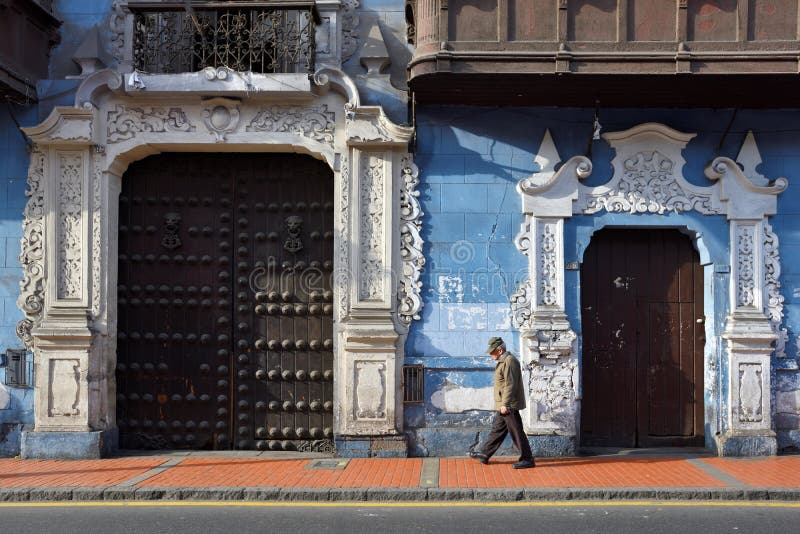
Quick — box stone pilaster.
[717,219,778,456]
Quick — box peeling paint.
[446,305,486,330]
[437,275,464,303]
[430,384,493,413]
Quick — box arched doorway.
[116,153,335,451]
[580,229,705,448]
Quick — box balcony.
[129,1,318,75]
[407,0,800,107]
[0,0,61,103]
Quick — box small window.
[1,349,34,388]
[402,364,424,403]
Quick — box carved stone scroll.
[17,149,47,349]
[398,155,424,326]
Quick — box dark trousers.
[480,409,534,461]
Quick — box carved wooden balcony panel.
[131,2,317,75]
[408,0,800,106]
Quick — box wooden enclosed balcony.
[407,0,800,107]
[0,0,60,103]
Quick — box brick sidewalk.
[1,456,798,494]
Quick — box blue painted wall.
[406,105,800,455]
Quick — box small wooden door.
[580,229,705,448]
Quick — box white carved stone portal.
[515,123,786,455]
[16,65,423,454]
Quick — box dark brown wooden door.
[580,229,705,448]
[116,153,334,451]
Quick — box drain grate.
[306,459,350,470]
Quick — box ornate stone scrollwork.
[398,155,424,326]
[341,0,361,63]
[580,150,722,215]
[107,105,195,143]
[764,222,788,358]
[246,105,335,145]
[510,279,533,330]
[335,154,351,321]
[736,225,756,308]
[359,153,385,301]
[56,154,84,300]
[17,149,47,348]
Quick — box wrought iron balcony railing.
[131,2,318,75]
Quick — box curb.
[1,487,799,503]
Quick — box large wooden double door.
[116,153,335,451]
[580,229,705,448]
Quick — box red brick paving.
[2,456,800,490]
[702,457,800,488]
[137,458,423,488]
[0,458,168,487]
[439,458,726,488]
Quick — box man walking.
[470,337,535,469]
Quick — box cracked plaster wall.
[406,106,800,455]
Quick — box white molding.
[18,67,416,439]
[514,123,787,452]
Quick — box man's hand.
[500,406,509,415]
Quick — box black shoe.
[469,451,489,465]
[513,459,535,469]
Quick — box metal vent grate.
[402,364,424,403]
[1,349,33,387]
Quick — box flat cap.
[487,336,504,353]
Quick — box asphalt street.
[0,502,796,534]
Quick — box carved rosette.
[107,105,195,143]
[736,226,756,308]
[246,105,335,145]
[763,222,787,358]
[359,153,385,301]
[17,149,47,348]
[57,154,84,300]
[398,155,424,326]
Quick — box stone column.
[18,107,116,458]
[718,218,778,456]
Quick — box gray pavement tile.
[366,488,428,501]
[0,488,31,502]
[278,487,331,501]
[71,487,107,501]
[178,488,244,501]
[327,488,368,501]
[103,487,137,501]
[242,487,282,501]
[426,488,475,501]
[28,488,73,501]
[473,488,524,501]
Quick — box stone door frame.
[16,67,424,458]
[512,123,786,456]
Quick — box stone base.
[335,435,408,458]
[715,431,777,457]
[21,429,118,459]
[777,429,800,453]
[405,428,577,457]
